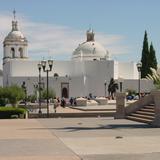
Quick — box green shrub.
[0,98,8,106]
[0,107,26,119]
[4,85,25,107]
[42,88,56,100]
[126,89,136,96]
[27,94,37,103]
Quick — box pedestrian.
[69,97,73,106]
[61,97,66,108]
[53,97,58,113]
[74,98,77,106]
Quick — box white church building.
[2,16,154,98]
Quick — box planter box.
[76,97,87,106]
[95,97,108,105]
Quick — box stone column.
[114,93,126,119]
[151,90,160,127]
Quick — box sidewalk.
[28,103,116,114]
[0,118,160,160]
[28,105,115,118]
[0,119,80,160]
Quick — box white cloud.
[0,13,130,62]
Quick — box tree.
[4,85,25,107]
[0,87,8,106]
[141,31,150,78]
[108,78,118,99]
[146,68,160,89]
[141,31,158,78]
[149,42,157,73]
[41,88,56,100]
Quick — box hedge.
[0,107,27,119]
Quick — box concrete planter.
[76,97,87,106]
[95,97,108,105]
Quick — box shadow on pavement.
[21,123,154,132]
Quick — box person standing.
[53,97,58,113]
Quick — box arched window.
[54,73,59,80]
[11,48,15,58]
[19,48,23,58]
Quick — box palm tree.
[108,78,118,99]
[146,67,160,89]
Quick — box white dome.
[72,29,109,61]
[4,21,27,42]
[73,41,107,57]
[5,31,25,40]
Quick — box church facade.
[2,17,154,98]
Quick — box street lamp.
[118,77,124,92]
[104,80,107,97]
[136,61,142,98]
[37,62,42,114]
[41,59,53,117]
[21,81,27,106]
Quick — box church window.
[11,48,15,58]
[54,73,59,80]
[19,48,23,58]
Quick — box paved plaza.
[0,118,160,160]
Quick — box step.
[144,106,154,109]
[148,104,155,106]
[131,113,154,120]
[126,115,153,123]
[136,110,155,116]
[140,108,155,112]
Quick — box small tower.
[3,10,28,64]
[86,28,95,42]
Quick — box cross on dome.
[13,9,16,20]
[12,10,18,31]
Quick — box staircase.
[126,104,155,124]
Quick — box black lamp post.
[136,61,142,98]
[37,63,42,114]
[21,81,27,106]
[118,78,123,92]
[104,80,107,97]
[41,59,53,117]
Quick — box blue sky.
[0,0,160,63]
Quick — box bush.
[27,94,37,103]
[4,85,25,107]
[126,89,136,96]
[0,98,8,106]
[0,87,8,106]
[42,88,56,100]
[0,107,26,119]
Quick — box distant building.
[2,14,154,98]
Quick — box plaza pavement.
[0,117,160,160]
[28,102,116,114]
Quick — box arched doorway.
[61,83,69,98]
[62,87,68,98]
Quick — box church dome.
[4,21,27,42]
[72,28,109,61]
[5,30,25,40]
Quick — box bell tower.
[3,10,28,64]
